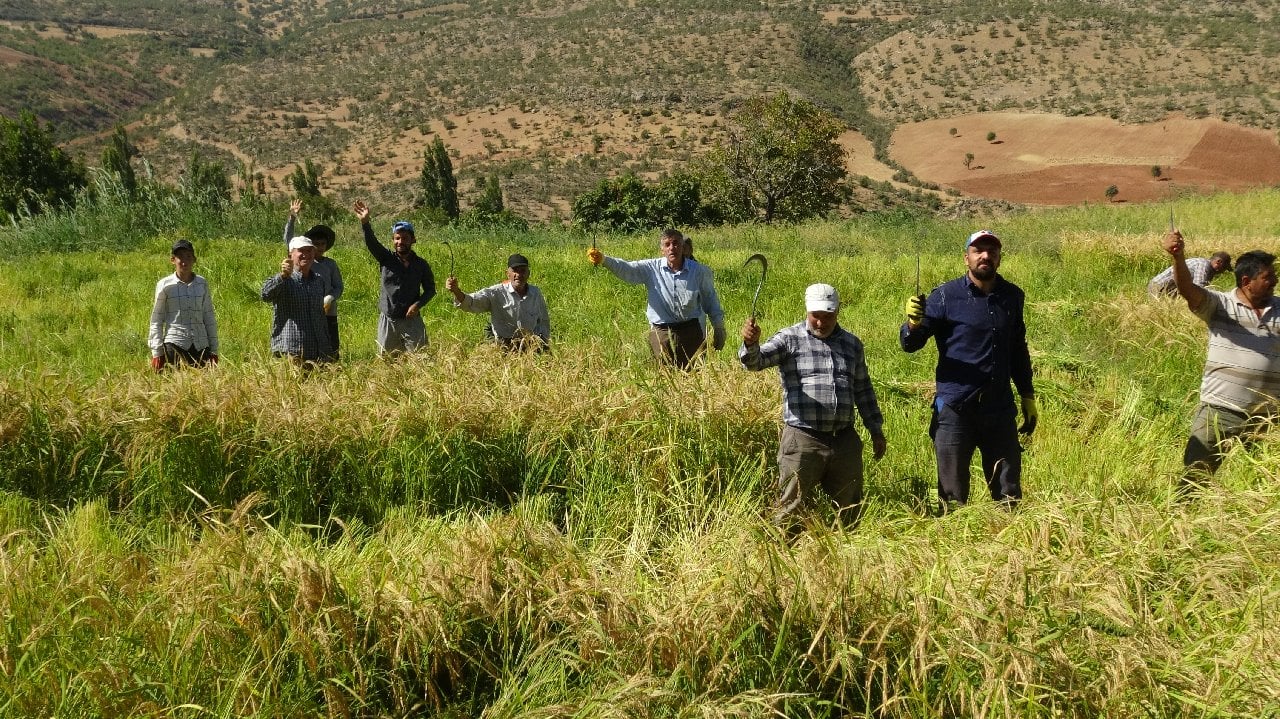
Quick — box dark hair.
[661,228,683,242]
[304,224,336,248]
[1233,250,1275,287]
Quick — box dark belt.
[652,319,700,330]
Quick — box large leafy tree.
[701,94,847,223]
[419,137,458,220]
[0,110,87,221]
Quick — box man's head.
[170,239,196,279]
[288,236,316,274]
[506,253,530,291]
[660,228,684,268]
[964,229,1002,283]
[1233,250,1277,301]
[804,283,840,338]
[391,221,416,256]
[1210,251,1232,275]
[304,224,336,256]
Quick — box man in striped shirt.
[1148,251,1232,297]
[1163,231,1279,491]
[740,283,887,532]
[148,239,218,371]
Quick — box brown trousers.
[648,320,705,370]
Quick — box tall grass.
[0,189,1278,716]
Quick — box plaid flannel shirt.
[740,321,884,436]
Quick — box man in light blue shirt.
[588,228,725,369]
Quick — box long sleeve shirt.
[602,256,724,329]
[900,274,1033,412]
[284,215,342,316]
[261,271,332,360]
[455,282,551,341]
[740,322,884,436]
[148,273,218,357]
[362,223,435,319]
[1148,258,1220,296]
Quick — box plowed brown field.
[891,113,1280,204]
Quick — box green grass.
[0,190,1277,716]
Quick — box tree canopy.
[0,111,87,222]
[700,94,847,223]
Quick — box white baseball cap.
[804,283,840,313]
[288,236,315,251]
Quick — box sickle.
[744,253,767,320]
[442,240,455,277]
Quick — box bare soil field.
[892,113,1280,205]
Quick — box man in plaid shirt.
[740,283,887,533]
[1148,251,1231,297]
[262,236,333,365]
[148,239,218,371]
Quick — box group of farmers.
[147,203,1279,526]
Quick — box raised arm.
[1164,230,1207,313]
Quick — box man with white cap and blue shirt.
[901,229,1037,513]
[740,283,887,533]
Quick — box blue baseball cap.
[965,230,1001,250]
[391,220,415,235]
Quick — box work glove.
[150,355,165,373]
[587,247,603,266]
[1018,395,1039,435]
[712,325,726,351]
[905,294,926,327]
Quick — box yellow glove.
[904,294,926,327]
[1018,395,1039,435]
[587,247,603,266]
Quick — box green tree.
[473,174,504,215]
[418,137,458,220]
[964,152,975,170]
[1151,165,1162,179]
[986,131,997,142]
[700,94,847,223]
[571,172,717,231]
[178,151,231,208]
[288,159,323,197]
[0,110,87,221]
[100,125,137,198]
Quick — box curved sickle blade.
[441,240,455,277]
[744,253,767,320]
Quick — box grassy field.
[0,191,1278,716]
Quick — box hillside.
[3,0,1280,216]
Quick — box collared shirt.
[740,322,884,436]
[1149,258,1220,296]
[284,215,343,316]
[362,223,435,319]
[149,273,218,357]
[900,274,1033,412]
[1194,288,1280,415]
[602,256,724,329]
[455,282,550,341]
[261,271,332,360]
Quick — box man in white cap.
[261,235,333,365]
[740,283,887,533]
[900,229,1036,513]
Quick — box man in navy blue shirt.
[354,201,436,357]
[900,230,1038,513]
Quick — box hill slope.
[3,0,1279,214]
